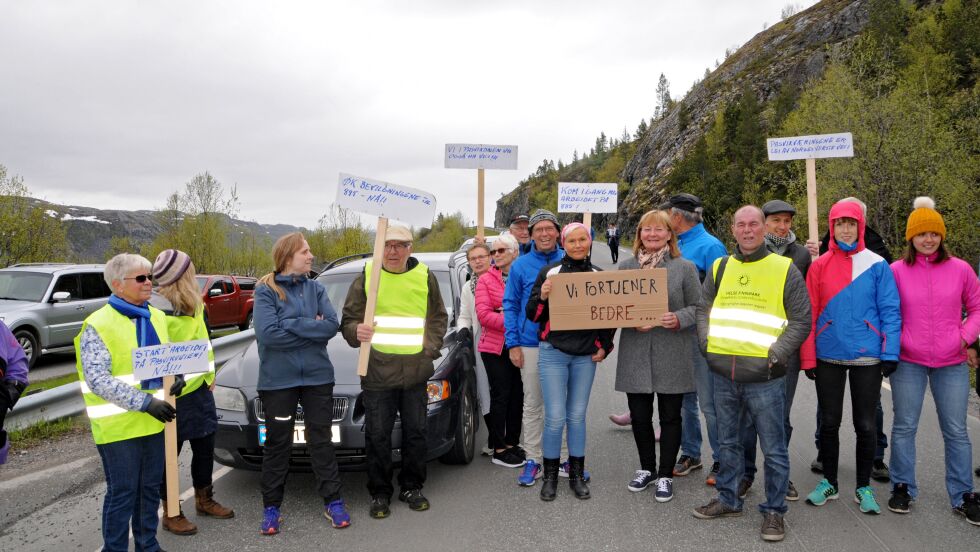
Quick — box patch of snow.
[60,214,111,225]
[45,209,59,218]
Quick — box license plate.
[257,424,340,445]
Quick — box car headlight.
[426,380,450,404]
[213,385,246,412]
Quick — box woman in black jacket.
[526,222,615,501]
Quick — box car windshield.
[0,271,53,302]
[196,276,207,292]
[317,269,453,319]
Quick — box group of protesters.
[1,188,978,549]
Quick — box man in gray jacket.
[692,205,811,543]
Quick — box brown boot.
[161,501,198,535]
[195,485,235,519]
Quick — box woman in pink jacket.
[887,197,980,526]
[475,233,526,469]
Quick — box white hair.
[671,207,702,224]
[104,253,152,289]
[494,233,520,254]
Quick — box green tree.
[0,164,69,267]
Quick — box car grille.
[254,396,348,423]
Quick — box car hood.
[0,299,37,315]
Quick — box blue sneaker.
[324,499,351,528]
[655,477,674,503]
[628,469,654,492]
[260,506,282,535]
[559,460,591,482]
[855,486,881,515]
[518,459,542,486]
[806,479,839,506]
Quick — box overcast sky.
[0,0,817,230]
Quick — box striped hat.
[152,249,193,287]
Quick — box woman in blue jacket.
[254,232,349,534]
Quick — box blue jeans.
[742,363,799,480]
[713,373,789,514]
[890,361,974,507]
[96,431,165,552]
[538,341,597,459]
[680,341,719,462]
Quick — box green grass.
[9,417,87,448]
[23,372,79,395]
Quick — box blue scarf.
[835,239,858,252]
[108,294,162,389]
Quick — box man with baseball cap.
[342,223,448,518]
[509,214,532,256]
[662,193,728,485]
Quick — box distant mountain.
[28,197,304,262]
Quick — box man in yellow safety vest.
[341,224,448,519]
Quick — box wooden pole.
[357,216,388,377]
[583,212,592,230]
[477,168,485,240]
[163,375,179,517]
[805,157,818,254]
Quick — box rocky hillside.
[496,0,871,231]
[30,198,303,262]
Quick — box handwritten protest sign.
[558,182,619,214]
[336,173,437,228]
[767,132,853,160]
[444,143,519,170]
[132,339,211,381]
[548,269,668,330]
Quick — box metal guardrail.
[5,330,257,431]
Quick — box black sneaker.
[510,446,527,460]
[786,481,800,501]
[398,488,430,512]
[810,457,823,474]
[888,483,912,514]
[871,459,890,482]
[738,478,753,500]
[673,455,703,476]
[369,496,390,519]
[953,492,980,526]
[491,448,526,468]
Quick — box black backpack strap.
[713,255,731,288]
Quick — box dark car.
[212,252,478,471]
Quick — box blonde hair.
[632,209,681,258]
[258,232,307,302]
[158,262,202,316]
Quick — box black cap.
[509,214,529,225]
[762,200,796,217]
[664,193,703,213]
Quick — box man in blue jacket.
[503,209,567,486]
[663,193,728,485]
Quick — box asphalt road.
[4,242,979,551]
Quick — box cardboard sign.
[548,269,668,330]
[558,182,618,213]
[444,143,519,170]
[767,132,854,161]
[337,173,437,228]
[132,339,211,381]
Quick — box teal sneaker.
[855,486,881,514]
[806,479,839,506]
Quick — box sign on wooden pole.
[335,174,437,376]
[548,268,668,330]
[766,132,854,251]
[557,182,618,238]
[163,375,179,517]
[445,143,518,239]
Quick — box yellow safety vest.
[165,304,215,398]
[365,260,429,355]
[74,304,170,445]
[707,254,791,358]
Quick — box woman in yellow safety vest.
[75,253,176,552]
[150,249,234,536]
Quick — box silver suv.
[0,263,111,369]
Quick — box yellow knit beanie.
[905,196,946,241]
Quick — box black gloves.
[880,361,898,378]
[169,375,186,397]
[457,327,473,345]
[145,398,177,423]
[804,369,816,381]
[0,379,25,412]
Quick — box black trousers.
[481,352,524,450]
[259,384,342,507]
[608,239,619,263]
[627,392,683,478]
[814,361,882,488]
[159,432,216,498]
[362,384,428,499]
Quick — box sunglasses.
[124,274,153,283]
[491,248,509,255]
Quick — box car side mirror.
[209,289,222,297]
[51,291,71,303]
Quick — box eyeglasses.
[384,242,410,251]
[124,274,153,283]
[469,254,490,261]
[491,248,509,255]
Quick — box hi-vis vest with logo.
[365,260,429,355]
[165,305,215,398]
[707,254,791,358]
[74,304,169,445]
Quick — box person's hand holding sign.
[661,312,679,329]
[591,347,606,362]
[540,278,553,301]
[356,322,375,344]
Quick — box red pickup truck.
[196,275,257,331]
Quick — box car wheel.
[239,310,253,332]
[439,378,477,465]
[14,329,39,369]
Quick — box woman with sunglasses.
[475,234,527,468]
[457,241,494,455]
